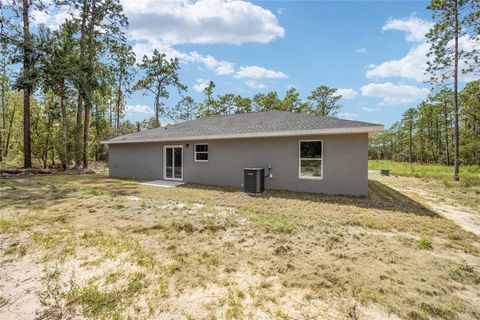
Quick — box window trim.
[298,139,323,180]
[194,143,209,162]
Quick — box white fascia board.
[101,125,384,145]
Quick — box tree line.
[0,1,344,169]
[1,0,130,169]
[371,0,480,180]
[0,0,479,181]
[369,81,480,166]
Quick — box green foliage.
[425,0,480,180]
[171,96,198,121]
[306,85,342,116]
[252,91,281,111]
[0,0,132,167]
[369,80,480,168]
[110,41,136,131]
[0,1,349,168]
[426,0,480,83]
[133,50,186,127]
[192,83,337,117]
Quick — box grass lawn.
[1,173,480,319]
[369,160,480,185]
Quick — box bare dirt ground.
[0,173,479,319]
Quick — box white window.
[194,143,208,162]
[299,140,323,179]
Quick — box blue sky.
[121,0,439,127]
[34,0,473,127]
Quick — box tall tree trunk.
[420,128,424,164]
[75,95,83,167]
[109,98,113,128]
[94,103,99,161]
[116,72,122,129]
[5,102,15,158]
[50,141,55,166]
[75,0,88,168]
[453,0,460,180]
[408,122,413,172]
[83,0,97,169]
[444,101,450,166]
[154,92,160,127]
[60,80,68,170]
[0,24,5,162]
[43,112,52,169]
[22,0,31,168]
[83,102,90,168]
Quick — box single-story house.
[103,110,383,195]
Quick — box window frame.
[298,139,323,180]
[194,143,209,162]
[163,145,183,181]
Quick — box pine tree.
[134,50,186,127]
[426,0,480,180]
[306,85,342,116]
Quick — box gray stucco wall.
[108,133,368,195]
[109,142,163,180]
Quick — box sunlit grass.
[369,160,480,185]
[0,173,479,319]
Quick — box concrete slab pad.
[140,180,185,188]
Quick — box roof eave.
[101,125,384,145]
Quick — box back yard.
[1,172,479,319]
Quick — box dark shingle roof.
[104,110,383,144]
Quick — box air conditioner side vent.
[243,168,265,193]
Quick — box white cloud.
[362,107,381,112]
[31,0,289,84]
[125,104,154,114]
[286,84,299,90]
[337,112,359,120]
[277,8,285,15]
[132,39,236,75]
[366,16,433,81]
[188,52,235,76]
[193,79,210,93]
[30,0,78,31]
[245,80,266,89]
[32,9,50,24]
[337,88,358,99]
[360,82,429,105]
[235,66,288,79]
[382,16,433,42]
[356,48,367,54]
[366,42,429,82]
[122,0,284,45]
[125,1,287,80]
[367,16,477,83]
[132,39,288,80]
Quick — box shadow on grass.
[1,173,438,218]
[0,173,142,210]
[178,180,439,218]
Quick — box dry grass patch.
[0,173,479,319]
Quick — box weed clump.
[418,236,433,250]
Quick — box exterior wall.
[108,133,369,195]
[109,142,163,180]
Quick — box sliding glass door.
[164,145,183,181]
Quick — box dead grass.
[0,173,479,319]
